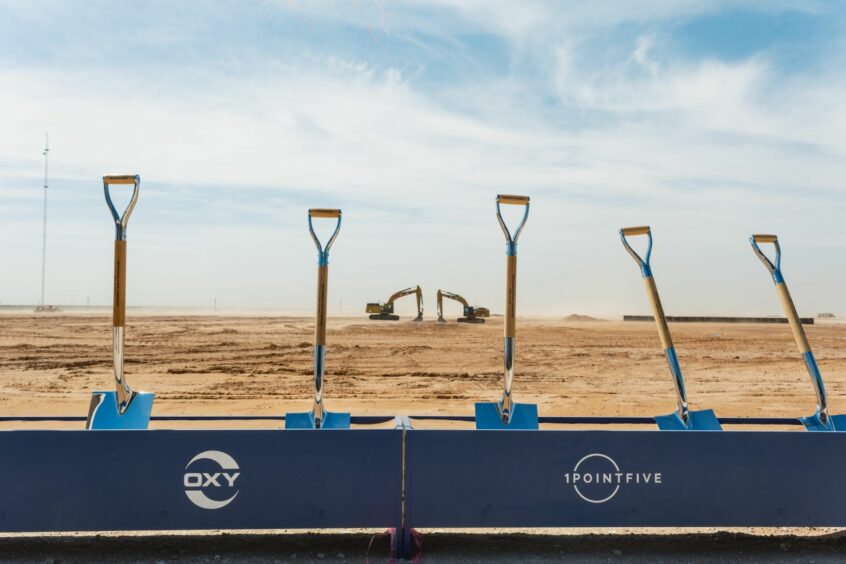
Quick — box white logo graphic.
[184,450,240,510]
[563,453,662,504]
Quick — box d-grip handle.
[497,194,530,205]
[620,226,653,276]
[309,208,341,218]
[104,174,140,240]
[308,208,343,265]
[496,194,530,252]
[750,234,782,280]
[621,226,650,236]
[103,175,138,185]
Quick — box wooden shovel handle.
[113,240,126,327]
[505,255,517,338]
[644,275,673,350]
[316,265,329,345]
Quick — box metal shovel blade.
[474,402,539,430]
[654,408,721,431]
[86,391,154,430]
[285,410,351,429]
[801,412,846,432]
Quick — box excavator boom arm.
[372,286,423,317]
[386,286,423,315]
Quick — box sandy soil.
[2,313,846,561]
[2,314,844,425]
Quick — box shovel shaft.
[500,255,517,423]
[103,175,140,414]
[312,265,329,427]
[111,219,131,411]
[316,265,329,346]
[621,228,692,423]
[505,255,517,338]
[775,282,811,354]
[665,347,689,420]
[496,195,529,425]
[774,281,828,421]
[112,326,131,410]
[113,241,127,327]
[313,344,326,427]
[643,275,673,350]
[501,337,515,421]
[643,275,689,419]
[750,234,829,426]
[306,209,342,429]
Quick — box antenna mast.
[40,133,49,307]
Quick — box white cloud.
[1,1,845,316]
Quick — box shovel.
[620,226,721,431]
[286,209,350,429]
[475,195,538,429]
[86,175,154,429]
[751,234,845,431]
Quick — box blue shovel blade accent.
[87,391,154,430]
[655,409,722,431]
[285,410,351,429]
[474,402,539,430]
[801,412,846,432]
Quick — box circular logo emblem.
[183,450,240,510]
[572,453,621,504]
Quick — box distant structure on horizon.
[35,133,59,313]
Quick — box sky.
[1,0,845,317]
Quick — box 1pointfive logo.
[563,453,662,504]
[184,450,240,510]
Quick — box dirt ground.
[2,313,844,424]
[1,312,845,561]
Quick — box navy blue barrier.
[3,414,845,560]
[0,428,402,533]
[405,428,846,528]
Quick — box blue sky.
[1,1,845,317]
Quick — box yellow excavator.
[436,290,490,324]
[366,286,424,321]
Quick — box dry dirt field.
[2,312,846,561]
[2,313,845,424]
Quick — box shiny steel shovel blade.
[86,391,154,430]
[654,408,721,431]
[801,412,846,432]
[474,402,539,430]
[285,410,350,429]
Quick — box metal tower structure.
[39,133,50,310]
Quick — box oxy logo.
[184,450,240,510]
[563,453,662,504]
